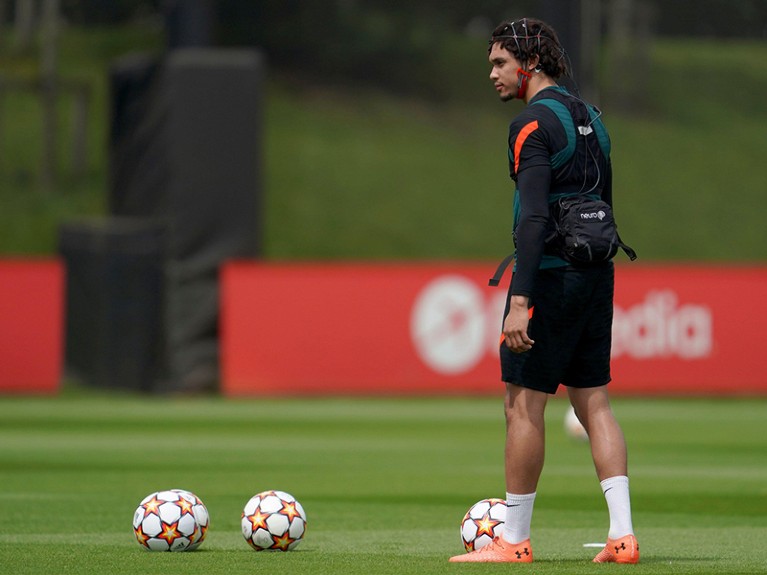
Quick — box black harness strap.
[488,254,515,287]
[617,231,638,261]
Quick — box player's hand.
[503,297,534,353]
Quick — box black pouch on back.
[488,195,638,287]
[547,195,637,265]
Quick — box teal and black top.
[507,85,612,296]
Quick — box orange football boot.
[449,537,533,563]
[593,534,639,564]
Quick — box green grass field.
[1,392,765,574]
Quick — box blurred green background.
[1,0,766,261]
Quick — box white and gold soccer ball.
[459,498,506,552]
[132,489,209,551]
[241,490,307,551]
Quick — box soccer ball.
[241,490,307,551]
[564,406,589,441]
[460,498,506,552]
[133,489,209,551]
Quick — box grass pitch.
[0,392,765,574]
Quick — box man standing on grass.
[449,18,639,564]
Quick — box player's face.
[488,43,522,102]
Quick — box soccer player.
[449,18,639,564]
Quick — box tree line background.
[2,0,765,261]
[3,1,767,101]
[26,0,767,37]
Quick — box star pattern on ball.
[158,521,181,545]
[474,513,502,538]
[141,495,163,517]
[280,500,302,522]
[196,522,208,541]
[271,532,294,551]
[246,509,270,531]
[134,525,150,546]
[176,496,194,516]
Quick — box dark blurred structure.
[61,3,264,393]
[538,0,588,98]
[162,0,214,48]
[59,219,166,392]
[109,48,262,393]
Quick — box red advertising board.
[0,260,64,393]
[220,262,767,396]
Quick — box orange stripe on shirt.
[513,120,539,174]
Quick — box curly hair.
[489,18,569,79]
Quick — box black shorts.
[500,263,614,394]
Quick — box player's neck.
[523,77,558,104]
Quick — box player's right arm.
[508,113,552,298]
[502,295,534,353]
